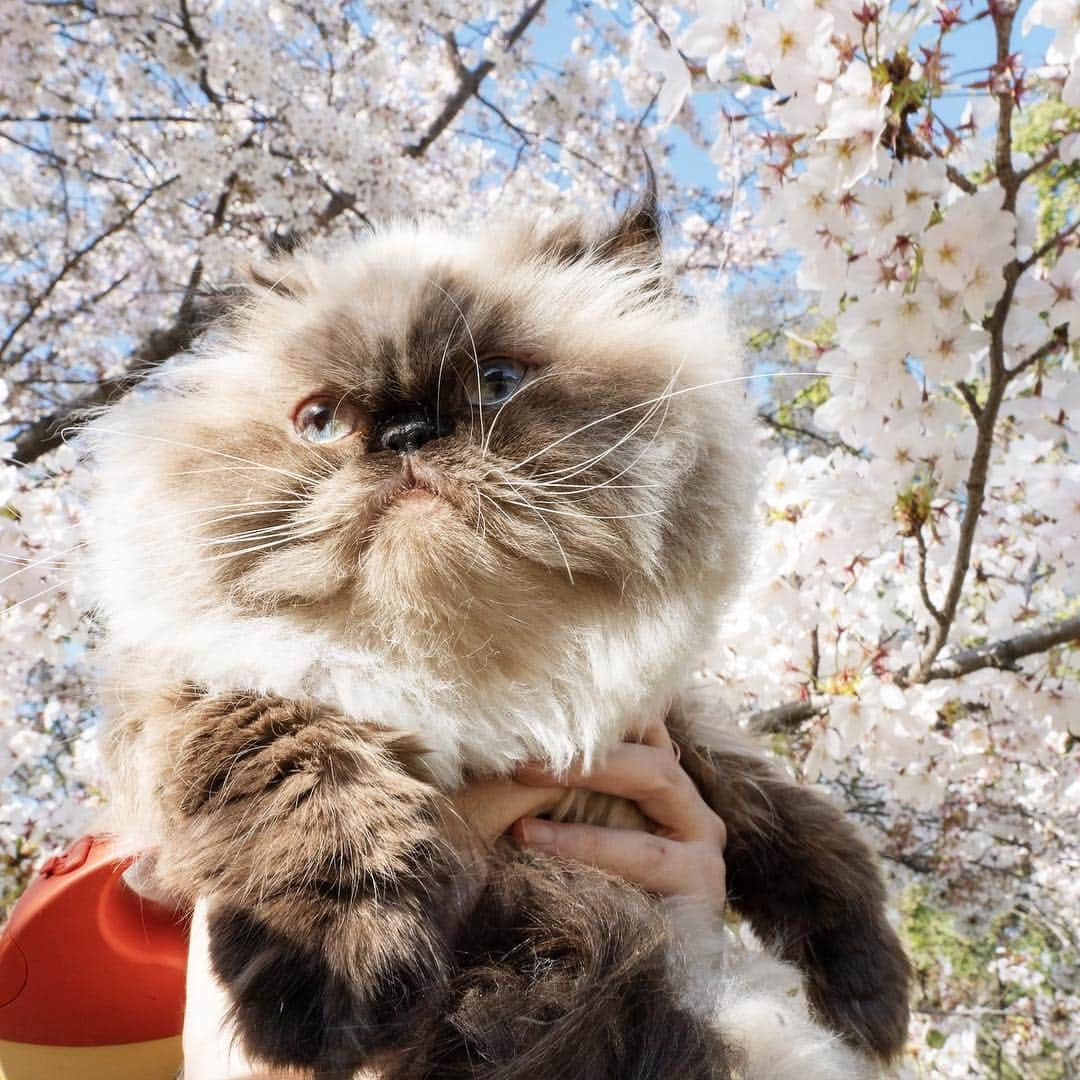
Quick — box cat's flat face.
[90,210,756,720]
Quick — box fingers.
[447,777,566,846]
[516,742,725,846]
[512,818,726,901]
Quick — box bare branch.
[1015,141,1060,186]
[915,3,1025,677]
[1017,217,1080,275]
[0,112,209,124]
[177,0,223,106]
[5,301,204,465]
[0,176,177,363]
[757,409,863,455]
[749,615,1080,731]
[4,1,549,469]
[904,614,1080,683]
[913,523,946,628]
[916,374,1003,674]
[895,132,977,194]
[944,162,979,197]
[404,0,546,158]
[956,380,982,420]
[1007,322,1070,378]
[751,697,827,733]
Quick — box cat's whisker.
[187,502,308,532]
[476,490,516,529]
[0,539,89,587]
[0,553,67,568]
[434,316,459,443]
[538,389,676,494]
[83,426,319,487]
[527,368,679,483]
[490,385,672,510]
[430,282,486,450]
[202,526,332,562]
[505,370,845,473]
[508,479,665,500]
[490,479,575,585]
[166,465,310,499]
[161,498,309,530]
[193,521,311,548]
[0,577,75,617]
[481,370,565,455]
[495,496,667,523]
[473,489,488,545]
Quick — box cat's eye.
[465,359,528,407]
[293,396,367,444]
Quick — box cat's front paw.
[804,921,912,1062]
[208,902,442,1075]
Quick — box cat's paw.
[207,903,439,1075]
[804,922,912,1061]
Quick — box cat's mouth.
[363,459,448,523]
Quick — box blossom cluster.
[634,0,1078,1072]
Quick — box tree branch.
[751,697,827,733]
[904,614,1080,683]
[1015,141,1060,186]
[5,303,204,465]
[404,0,545,158]
[749,615,1080,732]
[757,409,863,455]
[1017,217,1080,275]
[5,5,554,469]
[1007,322,1070,378]
[895,131,977,194]
[0,176,177,363]
[956,380,982,420]
[913,522,946,627]
[914,3,1022,678]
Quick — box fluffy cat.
[86,194,910,1078]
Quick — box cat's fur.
[87,196,909,1078]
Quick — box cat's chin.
[370,490,457,540]
[382,487,445,515]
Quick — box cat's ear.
[597,165,663,267]
[538,166,663,273]
[243,253,314,301]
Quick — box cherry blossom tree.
[2,1,1077,1074]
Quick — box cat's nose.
[375,411,439,455]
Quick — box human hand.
[511,723,728,907]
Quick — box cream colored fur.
[667,900,875,1080]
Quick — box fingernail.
[515,817,556,848]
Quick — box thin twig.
[914,523,946,627]
[0,175,178,363]
[404,0,546,158]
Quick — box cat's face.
[90,208,756,676]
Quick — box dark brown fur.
[669,707,912,1061]
[133,684,907,1076]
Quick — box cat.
[86,192,910,1079]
